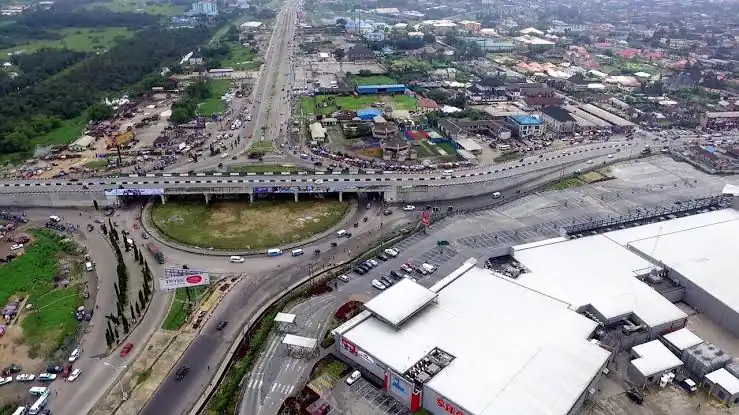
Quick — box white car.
[67,368,82,382]
[403,274,416,282]
[15,374,34,382]
[371,280,386,290]
[587,160,594,164]
[403,205,415,211]
[68,348,81,362]
[607,154,614,158]
[220,152,230,159]
[38,373,56,381]
[337,274,349,282]
[384,248,398,257]
[0,377,11,386]
[10,244,23,251]
[400,264,413,273]
[368,259,378,267]
[346,370,361,385]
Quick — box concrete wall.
[0,191,111,208]
[334,334,386,379]
[422,385,471,415]
[567,360,608,415]
[675,269,739,338]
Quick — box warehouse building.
[627,340,683,386]
[333,260,611,415]
[579,103,636,132]
[356,84,407,94]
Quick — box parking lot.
[326,378,410,415]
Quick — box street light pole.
[103,362,128,401]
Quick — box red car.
[120,343,134,357]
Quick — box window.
[718,390,725,400]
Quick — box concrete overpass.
[0,142,636,207]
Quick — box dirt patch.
[0,324,44,407]
[151,200,350,250]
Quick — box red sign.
[421,211,430,226]
[341,338,358,356]
[437,398,466,415]
[186,275,203,284]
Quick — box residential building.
[309,122,327,143]
[417,97,439,114]
[363,32,385,42]
[700,112,739,129]
[380,137,414,161]
[458,20,481,32]
[562,73,590,92]
[189,1,218,16]
[520,96,564,109]
[540,107,577,134]
[437,118,511,140]
[506,115,545,137]
[372,116,399,139]
[347,44,375,61]
[68,135,95,152]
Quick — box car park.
[16,374,34,382]
[120,343,134,357]
[346,370,361,385]
[371,280,386,290]
[67,368,82,382]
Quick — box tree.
[135,302,141,317]
[335,18,347,27]
[333,48,345,62]
[105,330,112,349]
[138,289,145,306]
[129,304,135,320]
[86,103,113,121]
[121,315,129,334]
[114,328,119,341]
[93,200,99,210]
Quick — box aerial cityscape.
[0,0,737,413]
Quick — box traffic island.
[148,199,353,253]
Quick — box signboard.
[436,398,468,415]
[421,211,430,226]
[253,186,329,194]
[159,267,210,290]
[105,188,164,196]
[388,372,411,401]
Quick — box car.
[403,205,415,211]
[337,274,349,282]
[10,244,23,251]
[587,160,594,164]
[607,154,614,158]
[68,348,80,362]
[404,274,416,282]
[383,209,393,216]
[384,248,398,257]
[62,364,72,378]
[45,365,62,374]
[15,374,34,382]
[625,389,644,405]
[175,365,190,380]
[362,261,374,269]
[346,370,361,385]
[390,271,401,280]
[376,254,388,261]
[38,373,56,382]
[371,280,386,290]
[120,343,134,357]
[353,267,366,275]
[380,277,393,287]
[0,377,11,386]
[368,259,378,267]
[216,321,229,330]
[400,264,413,273]
[67,368,82,382]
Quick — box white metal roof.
[723,184,739,195]
[282,334,317,349]
[512,235,686,327]
[706,368,739,395]
[274,312,296,324]
[631,340,683,377]
[342,264,610,415]
[662,328,703,351]
[454,137,483,152]
[623,209,739,316]
[364,278,438,327]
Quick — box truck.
[147,243,165,264]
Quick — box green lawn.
[0,230,83,358]
[299,96,316,116]
[350,75,398,86]
[221,44,260,70]
[198,79,234,115]
[30,117,87,148]
[249,138,274,154]
[84,0,186,16]
[228,165,306,173]
[435,141,458,157]
[161,286,208,331]
[315,95,416,115]
[85,159,109,170]
[1,27,134,54]
[150,200,349,250]
[547,178,584,190]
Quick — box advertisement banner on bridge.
[105,188,164,196]
[254,186,328,194]
[158,271,210,291]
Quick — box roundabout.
[149,199,351,251]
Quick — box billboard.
[159,268,210,290]
[387,372,412,404]
[105,188,164,196]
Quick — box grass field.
[0,230,83,357]
[84,159,109,170]
[1,27,134,54]
[84,0,186,16]
[198,79,233,115]
[151,200,349,250]
[161,286,208,331]
[299,97,316,116]
[349,75,398,86]
[221,44,260,70]
[249,138,274,154]
[313,94,416,115]
[547,177,584,190]
[33,117,87,148]
[228,165,306,173]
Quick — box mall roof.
[512,234,687,328]
[631,340,683,377]
[623,209,739,317]
[341,260,610,415]
[663,328,703,352]
[363,278,438,327]
[706,368,739,395]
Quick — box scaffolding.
[283,334,318,358]
[274,312,298,332]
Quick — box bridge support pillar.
[338,191,343,203]
[294,191,299,202]
[160,194,166,205]
[204,193,210,204]
[249,192,255,204]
